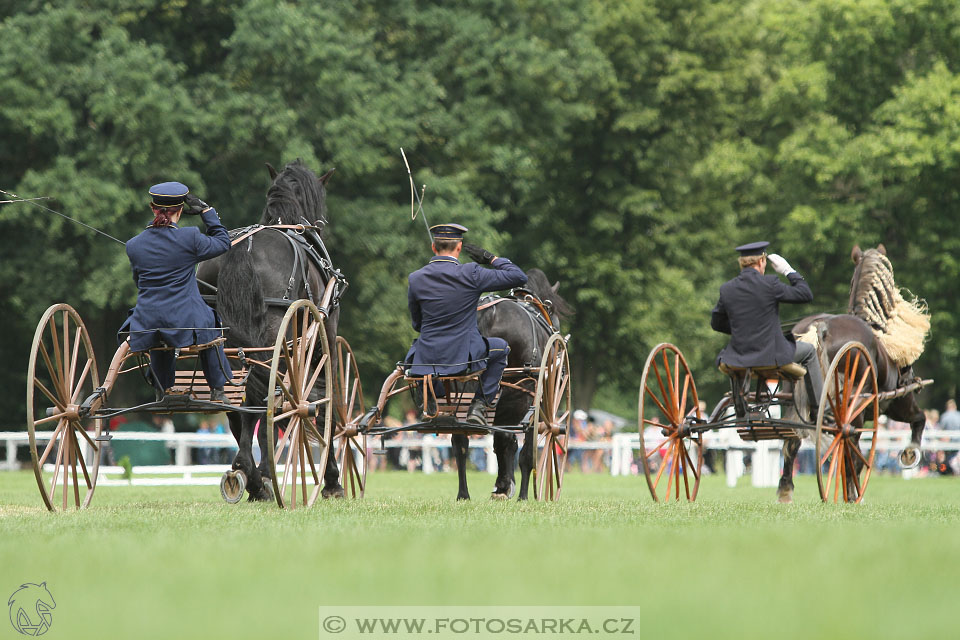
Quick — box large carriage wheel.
[26,304,103,511]
[815,341,879,503]
[265,300,333,509]
[333,336,366,498]
[637,343,704,502]
[531,333,571,501]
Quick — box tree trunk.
[572,355,598,410]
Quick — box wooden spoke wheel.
[816,341,879,504]
[333,336,366,498]
[531,333,571,501]
[26,304,103,511]
[265,300,333,509]
[637,343,704,502]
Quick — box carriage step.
[736,423,798,441]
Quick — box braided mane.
[848,246,929,366]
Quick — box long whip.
[1,188,126,246]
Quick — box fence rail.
[3,430,958,488]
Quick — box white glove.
[767,253,795,276]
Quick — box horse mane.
[524,268,573,319]
[259,159,328,231]
[848,245,930,366]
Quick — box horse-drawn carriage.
[25,161,364,511]
[26,297,352,511]
[637,246,933,504]
[341,283,572,502]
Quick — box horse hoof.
[247,480,274,502]
[457,494,470,501]
[322,486,345,499]
[899,446,921,469]
[220,470,246,504]
[777,493,793,504]
[490,480,516,501]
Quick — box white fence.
[610,429,960,486]
[3,429,958,488]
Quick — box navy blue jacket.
[711,267,812,368]
[407,255,527,375]
[119,208,230,351]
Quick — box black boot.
[466,398,493,426]
[210,388,233,407]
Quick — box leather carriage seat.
[718,361,807,380]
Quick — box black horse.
[196,160,343,501]
[449,268,574,501]
[776,244,929,503]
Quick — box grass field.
[2,469,958,639]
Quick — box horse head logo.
[8,582,55,636]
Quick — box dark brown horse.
[776,244,930,503]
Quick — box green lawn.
[1,470,958,639]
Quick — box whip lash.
[1,187,126,246]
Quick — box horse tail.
[216,247,268,347]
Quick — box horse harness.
[477,288,558,367]
[205,221,348,311]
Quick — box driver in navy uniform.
[119,182,233,404]
[406,224,527,425]
[711,241,823,405]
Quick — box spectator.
[399,411,422,472]
[154,414,176,464]
[581,418,613,473]
[379,416,405,471]
[468,436,486,472]
[196,419,214,465]
[939,399,960,430]
[641,417,666,476]
[102,416,128,466]
[568,410,588,469]
[936,401,959,475]
[434,433,452,472]
[873,415,899,474]
[211,414,232,463]
[922,409,941,475]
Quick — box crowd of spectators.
[884,399,960,477]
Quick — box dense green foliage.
[2,0,958,424]
[1,471,959,639]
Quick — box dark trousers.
[149,345,231,392]
[404,338,510,405]
[478,338,509,403]
[793,341,823,404]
